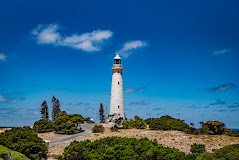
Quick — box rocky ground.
[47,123,239,157]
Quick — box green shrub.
[146,115,195,133]
[190,143,206,154]
[53,111,84,134]
[196,144,239,160]
[33,119,53,133]
[122,116,147,129]
[145,118,156,124]
[234,131,239,137]
[50,154,64,160]
[201,121,225,135]
[0,145,30,160]
[0,127,47,160]
[63,137,187,160]
[92,124,105,133]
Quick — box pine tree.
[51,96,61,120]
[40,100,49,120]
[99,103,105,123]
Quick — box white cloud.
[213,49,231,56]
[32,24,61,44]
[0,53,6,61]
[125,87,146,93]
[0,94,25,103]
[63,30,113,52]
[32,23,113,52]
[118,40,147,58]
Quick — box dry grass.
[38,132,69,141]
[47,123,239,156]
[0,128,11,133]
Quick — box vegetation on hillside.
[196,144,239,160]
[63,137,187,160]
[145,115,195,133]
[33,119,53,133]
[63,136,239,160]
[194,121,239,137]
[190,144,206,155]
[122,116,147,129]
[122,115,238,137]
[92,124,105,133]
[34,96,86,134]
[187,143,206,159]
[0,145,30,160]
[53,111,84,134]
[0,127,47,160]
[201,121,225,135]
[33,111,85,134]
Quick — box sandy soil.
[38,132,69,141]
[47,123,239,157]
[0,128,11,133]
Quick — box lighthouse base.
[105,114,124,125]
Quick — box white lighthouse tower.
[109,53,125,119]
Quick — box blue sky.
[0,0,239,128]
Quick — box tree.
[199,121,204,126]
[99,103,105,123]
[53,111,84,134]
[202,121,225,135]
[52,96,61,120]
[33,119,53,133]
[40,100,49,120]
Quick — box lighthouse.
[109,53,125,119]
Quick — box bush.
[190,143,206,154]
[0,145,30,160]
[53,111,84,134]
[0,127,47,160]
[33,119,53,133]
[92,125,105,133]
[146,115,195,133]
[196,144,239,160]
[201,121,225,135]
[63,137,187,160]
[122,116,147,129]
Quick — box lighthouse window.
[118,106,120,108]
[114,59,121,64]
[118,82,120,85]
